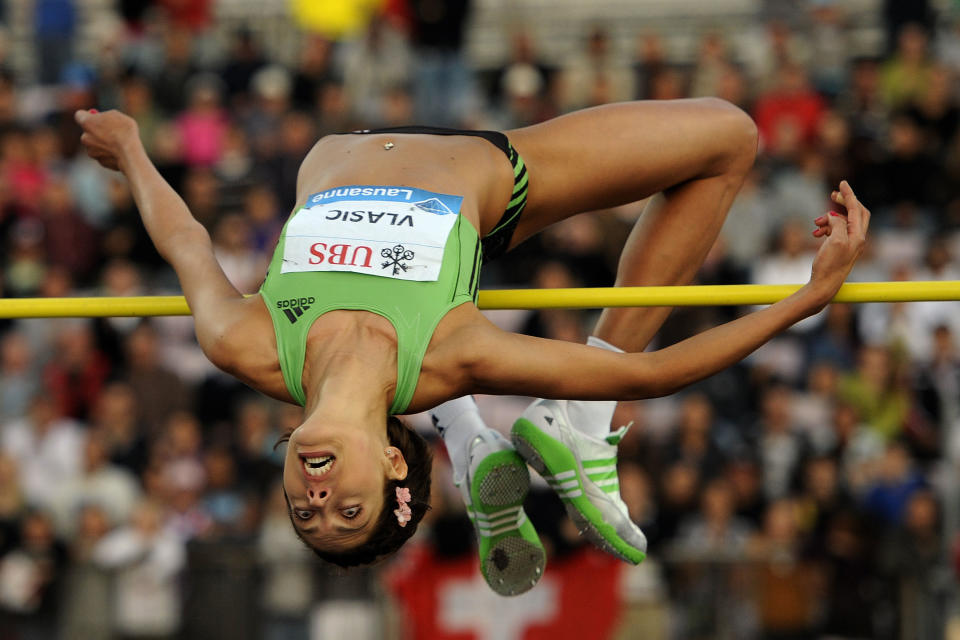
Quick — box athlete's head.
[280,415,431,566]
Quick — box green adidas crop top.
[259,185,482,414]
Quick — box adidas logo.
[276,296,315,324]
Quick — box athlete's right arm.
[75,110,253,369]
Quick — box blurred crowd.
[1,0,960,638]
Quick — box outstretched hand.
[808,180,870,302]
[75,109,140,172]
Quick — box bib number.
[281,186,463,282]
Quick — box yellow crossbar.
[0,282,957,318]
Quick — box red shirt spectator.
[753,64,826,155]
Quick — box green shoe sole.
[467,449,546,595]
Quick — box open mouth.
[301,454,335,477]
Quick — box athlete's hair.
[282,416,432,567]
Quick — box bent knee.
[694,97,758,174]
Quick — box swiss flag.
[383,543,624,640]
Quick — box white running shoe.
[511,398,647,564]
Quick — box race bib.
[281,185,463,281]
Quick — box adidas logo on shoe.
[276,296,315,324]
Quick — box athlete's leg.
[429,397,545,596]
[507,99,757,564]
[507,98,758,351]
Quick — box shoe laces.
[604,422,633,447]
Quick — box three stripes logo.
[276,296,315,324]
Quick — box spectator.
[242,183,283,254]
[795,455,853,553]
[722,169,777,266]
[653,461,701,544]
[913,325,960,457]
[48,432,141,537]
[93,501,186,639]
[215,124,258,208]
[753,62,826,157]
[274,111,317,209]
[867,113,943,221]
[57,504,113,640]
[632,31,668,101]
[257,482,313,640]
[907,64,959,159]
[0,509,67,639]
[233,397,283,493]
[118,72,164,157]
[211,212,268,294]
[881,23,935,109]
[341,15,412,125]
[817,109,857,191]
[39,175,98,283]
[43,320,111,421]
[673,477,754,557]
[838,56,889,169]
[34,0,76,86]
[754,382,809,501]
[0,69,17,129]
[177,75,229,168]
[723,455,766,528]
[816,510,881,638]
[409,0,476,125]
[807,1,850,97]
[689,31,731,99]
[89,380,150,475]
[883,2,935,54]
[750,499,821,639]
[1,393,85,508]
[492,29,555,128]
[290,34,335,111]
[0,452,23,556]
[878,489,950,638]
[245,65,293,165]
[752,220,824,336]
[805,304,858,372]
[839,344,910,441]
[201,446,255,536]
[659,393,727,480]
[151,26,198,115]
[220,28,267,106]
[862,439,925,525]
[100,181,166,271]
[158,0,211,33]
[123,321,192,436]
[0,331,39,421]
[560,25,635,111]
[791,360,844,452]
[830,401,886,495]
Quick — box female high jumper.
[75,100,868,596]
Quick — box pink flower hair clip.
[394,486,412,527]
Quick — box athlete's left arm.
[468,285,824,400]
[468,183,869,400]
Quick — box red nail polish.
[89,108,98,113]
[829,211,842,217]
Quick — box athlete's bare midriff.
[217,132,516,409]
[296,133,516,236]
